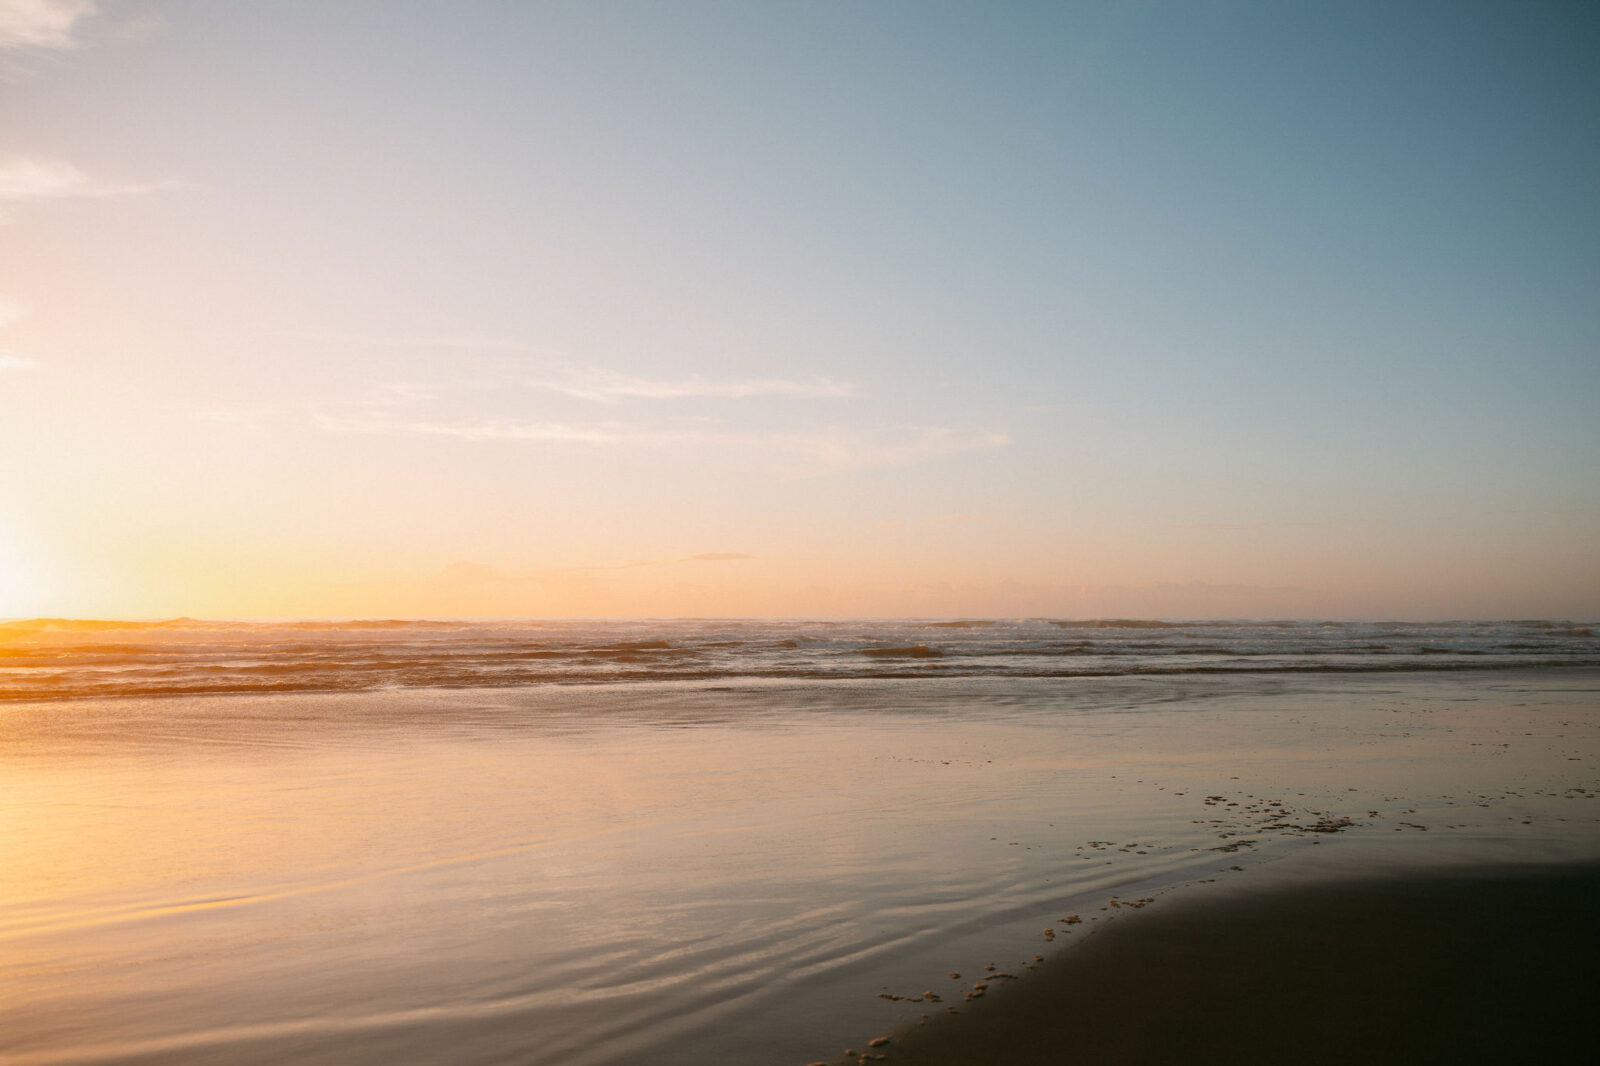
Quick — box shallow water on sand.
[2,671,1597,1064]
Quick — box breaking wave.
[2,617,1596,702]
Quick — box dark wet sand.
[877,863,1600,1066]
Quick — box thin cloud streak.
[0,0,93,49]
[529,367,856,402]
[311,409,664,445]
[0,353,39,370]
[286,335,858,402]
[292,331,538,354]
[0,156,182,214]
[307,384,1009,474]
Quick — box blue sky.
[1,1,1596,618]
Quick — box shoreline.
[6,667,1596,1065]
[857,858,1600,1065]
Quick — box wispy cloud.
[292,331,538,355]
[0,0,94,50]
[0,156,178,207]
[0,297,34,370]
[289,333,856,403]
[306,381,1008,475]
[315,411,670,445]
[528,366,856,402]
[308,386,679,445]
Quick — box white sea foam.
[1,617,1596,701]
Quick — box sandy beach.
[2,653,1597,1065]
[877,860,1600,1065]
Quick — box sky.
[1,0,1596,620]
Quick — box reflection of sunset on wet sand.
[4,669,1598,1064]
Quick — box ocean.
[3,617,1597,700]
[2,619,1597,1064]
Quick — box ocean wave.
[6,657,1597,703]
[1045,619,1185,630]
[2,618,1596,702]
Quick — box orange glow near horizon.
[0,521,49,619]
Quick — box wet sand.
[877,861,1600,1065]
[5,670,1596,1065]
